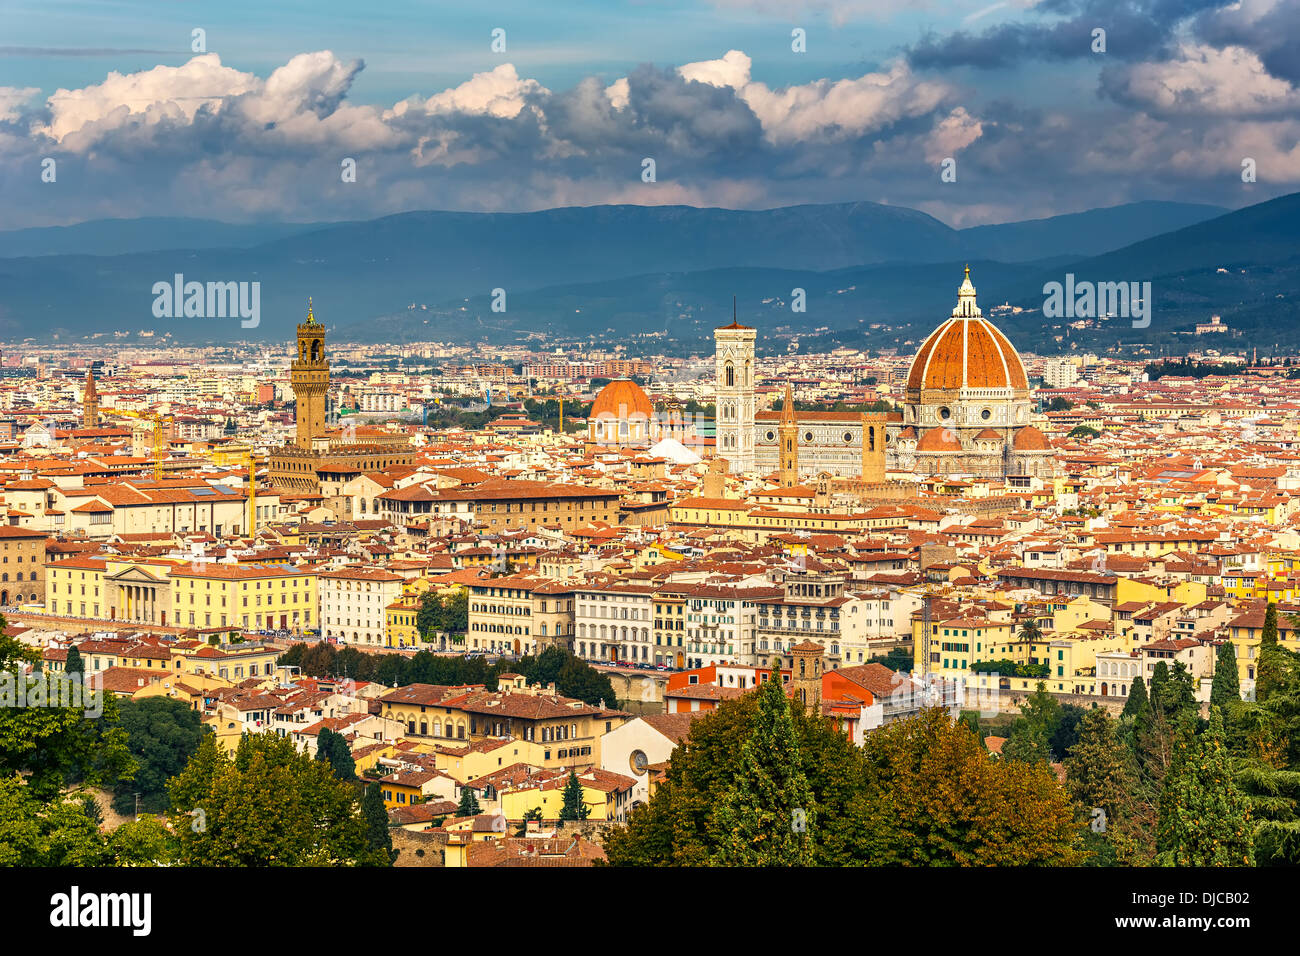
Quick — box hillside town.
[2,273,1296,868]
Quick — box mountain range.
[2,194,1295,352]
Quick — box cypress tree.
[1156,710,1254,866]
[64,645,84,677]
[1121,675,1149,721]
[559,769,589,821]
[457,785,481,817]
[361,783,395,865]
[1211,641,1241,709]
[1257,602,1286,702]
[711,665,815,866]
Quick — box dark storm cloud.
[1194,0,1300,84]
[908,0,1229,69]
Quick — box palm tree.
[1018,619,1043,643]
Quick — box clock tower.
[292,299,329,448]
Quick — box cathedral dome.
[906,267,1029,393]
[591,378,653,419]
[917,427,963,452]
[1012,425,1050,451]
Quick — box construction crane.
[105,409,171,479]
[245,454,258,537]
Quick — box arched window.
[724,363,735,388]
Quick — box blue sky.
[1,0,1296,227]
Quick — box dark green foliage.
[110,697,205,815]
[711,669,813,865]
[603,695,1081,866]
[416,589,469,637]
[559,769,590,823]
[1156,710,1254,866]
[457,786,481,817]
[361,783,395,866]
[515,806,544,835]
[63,646,84,677]
[167,733,380,866]
[869,648,912,672]
[314,727,356,781]
[1121,676,1149,721]
[1065,708,1154,864]
[276,643,617,707]
[1211,641,1241,709]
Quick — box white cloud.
[1109,43,1300,115]
[925,107,984,163]
[0,86,39,123]
[605,77,630,111]
[415,63,549,119]
[38,54,258,144]
[679,50,965,146]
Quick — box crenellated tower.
[291,299,329,448]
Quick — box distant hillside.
[0,218,314,258]
[0,198,1242,344]
[993,191,1300,353]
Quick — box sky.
[1,0,1297,229]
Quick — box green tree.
[360,783,395,866]
[1017,619,1044,643]
[1002,684,1061,764]
[845,708,1083,865]
[63,646,84,677]
[0,775,111,866]
[516,806,544,835]
[559,769,591,823]
[1257,602,1297,703]
[1156,710,1254,866]
[167,732,375,866]
[111,697,205,814]
[604,682,867,866]
[711,669,814,865]
[1067,425,1100,439]
[314,727,356,781]
[0,668,135,801]
[1121,676,1149,722]
[1211,641,1241,710]
[1065,708,1154,864]
[108,816,178,866]
[457,785,481,817]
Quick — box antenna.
[733,296,737,324]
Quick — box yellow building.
[170,562,316,633]
[497,767,635,822]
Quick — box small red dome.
[917,428,963,452]
[1013,425,1050,451]
[591,379,653,419]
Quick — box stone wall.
[391,827,447,867]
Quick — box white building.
[574,582,657,664]
[319,567,405,646]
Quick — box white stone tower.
[714,306,756,475]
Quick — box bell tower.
[83,367,99,429]
[861,411,887,483]
[713,300,756,474]
[292,298,329,448]
[790,641,823,715]
[779,382,799,487]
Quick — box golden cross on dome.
[306,296,316,324]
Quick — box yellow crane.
[105,409,171,479]
[246,454,258,537]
